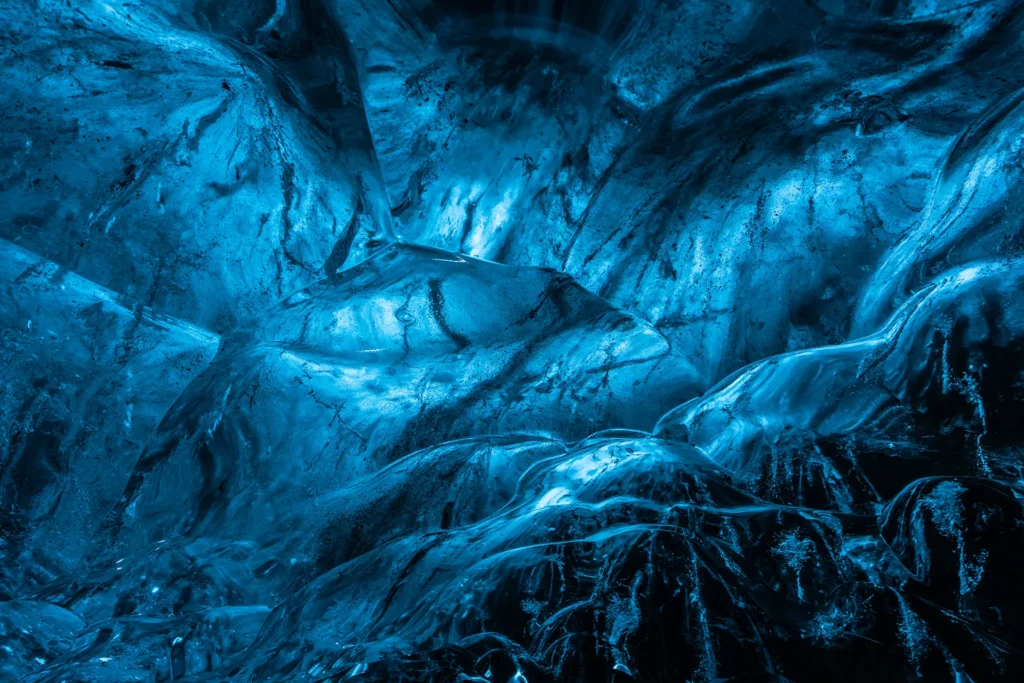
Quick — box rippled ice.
[2,1,1024,681]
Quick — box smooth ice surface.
[3,1,1024,682]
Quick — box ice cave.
[2,1,1024,681]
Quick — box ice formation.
[2,1,1024,681]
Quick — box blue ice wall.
[2,1,1024,681]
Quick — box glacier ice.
[3,1,1024,682]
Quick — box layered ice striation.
[3,1,1024,682]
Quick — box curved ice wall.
[2,1,1024,681]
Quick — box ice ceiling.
[2,0,1024,681]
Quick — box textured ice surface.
[3,1,1024,681]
